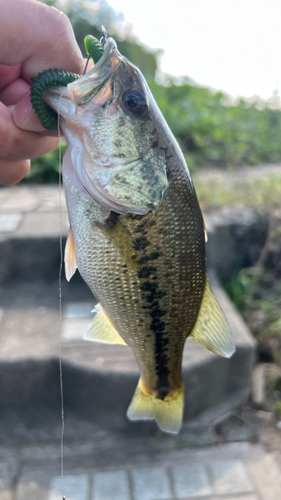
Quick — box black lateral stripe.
[136,233,170,399]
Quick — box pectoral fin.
[190,280,235,358]
[84,303,127,346]
[97,212,142,269]
[65,226,77,281]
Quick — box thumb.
[0,0,84,76]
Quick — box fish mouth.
[67,38,121,106]
[43,38,121,114]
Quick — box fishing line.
[83,56,90,76]
[57,87,66,499]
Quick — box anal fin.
[190,280,235,358]
[84,303,127,346]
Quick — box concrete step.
[0,273,255,437]
[0,185,268,283]
[0,185,256,436]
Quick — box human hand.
[0,0,84,185]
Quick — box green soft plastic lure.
[30,35,104,130]
[84,35,105,63]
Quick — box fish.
[44,38,235,434]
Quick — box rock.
[252,364,266,405]
[256,410,274,421]
[215,414,259,443]
[176,426,218,449]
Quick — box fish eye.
[123,88,148,118]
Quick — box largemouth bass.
[44,38,235,434]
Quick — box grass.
[194,170,281,212]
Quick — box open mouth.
[67,38,121,107]
[43,38,121,117]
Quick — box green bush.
[275,401,281,418]
[149,78,281,169]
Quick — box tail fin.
[127,379,184,434]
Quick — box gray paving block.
[63,302,94,319]
[16,212,68,237]
[92,470,130,500]
[49,474,89,500]
[0,492,13,500]
[132,467,172,500]
[61,318,91,342]
[0,454,18,494]
[222,497,258,500]
[209,460,253,495]
[0,194,38,212]
[16,480,50,500]
[245,447,281,500]
[0,190,13,205]
[171,463,212,498]
[0,214,22,232]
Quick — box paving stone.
[171,463,212,498]
[61,318,91,342]
[0,492,13,500]
[36,187,67,212]
[0,467,14,500]
[15,212,68,237]
[245,448,281,500]
[92,470,130,500]
[16,480,50,500]
[0,214,22,232]
[49,474,89,500]
[223,497,258,500]
[209,460,253,495]
[132,467,172,500]
[37,190,67,212]
[0,454,18,495]
[10,444,281,500]
[0,190,13,205]
[38,202,66,212]
[63,302,94,319]
[0,194,38,212]
[215,414,258,443]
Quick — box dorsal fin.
[64,226,77,281]
[84,303,127,345]
[190,280,235,358]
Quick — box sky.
[108,0,281,101]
